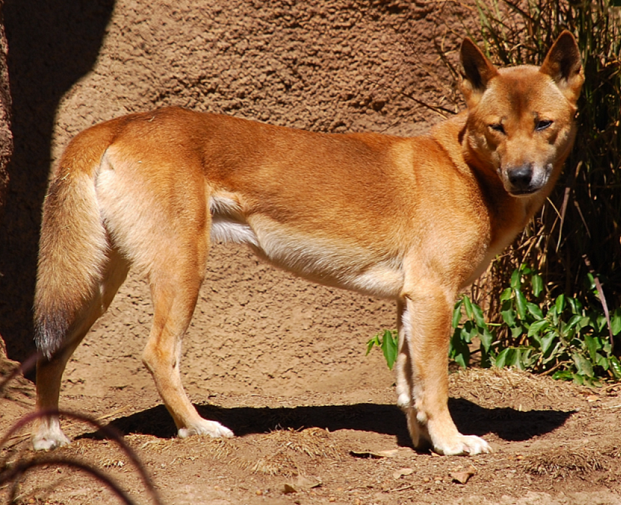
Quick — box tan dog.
[33,32,583,455]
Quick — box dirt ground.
[2,336,621,505]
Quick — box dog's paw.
[433,434,491,456]
[178,420,234,439]
[396,392,411,410]
[32,429,71,451]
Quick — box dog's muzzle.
[504,163,550,196]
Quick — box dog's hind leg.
[33,248,129,450]
[398,284,491,456]
[141,242,233,439]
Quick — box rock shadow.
[0,0,115,366]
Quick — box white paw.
[178,420,234,439]
[396,392,411,409]
[32,429,71,451]
[433,434,492,456]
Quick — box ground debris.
[350,449,398,459]
[523,447,607,479]
[282,475,322,494]
[450,465,476,484]
[393,467,414,480]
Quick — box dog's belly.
[210,214,404,299]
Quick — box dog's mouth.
[507,186,541,197]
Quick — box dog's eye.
[489,123,505,134]
[536,119,553,131]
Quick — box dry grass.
[449,367,586,410]
[523,447,607,479]
[241,428,341,476]
[264,427,342,460]
[249,450,298,477]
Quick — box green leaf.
[532,274,544,297]
[572,352,594,378]
[381,330,398,370]
[584,335,600,361]
[586,272,596,292]
[595,353,609,369]
[564,314,584,337]
[549,305,559,326]
[463,295,474,320]
[540,332,557,356]
[469,324,481,342]
[572,373,586,386]
[519,348,534,369]
[494,347,518,368]
[460,326,472,344]
[507,348,521,367]
[514,289,527,320]
[472,302,487,328]
[552,369,574,381]
[528,319,549,338]
[450,328,470,369]
[366,335,380,355]
[500,288,513,302]
[555,294,566,314]
[527,302,544,320]
[567,297,583,315]
[480,328,494,353]
[510,325,523,339]
[510,269,521,290]
[609,356,621,380]
[452,300,463,328]
[367,331,398,370]
[531,332,543,349]
[453,350,468,369]
[501,308,517,327]
[611,308,621,336]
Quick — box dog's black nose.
[508,165,533,191]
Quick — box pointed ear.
[540,30,584,104]
[460,38,499,108]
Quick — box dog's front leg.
[396,288,491,456]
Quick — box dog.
[32,31,583,455]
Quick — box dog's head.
[460,31,584,197]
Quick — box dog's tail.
[34,124,116,359]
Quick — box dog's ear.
[460,38,498,108]
[540,30,584,104]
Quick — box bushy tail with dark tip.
[34,126,113,359]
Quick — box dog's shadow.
[82,398,574,448]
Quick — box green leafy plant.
[370,266,621,385]
[450,266,621,385]
[366,329,398,370]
